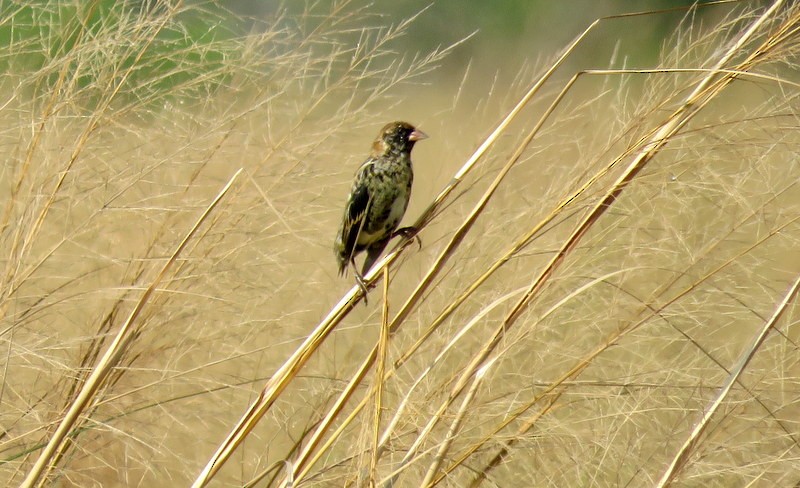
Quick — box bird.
[334,121,428,299]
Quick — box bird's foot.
[354,271,370,305]
[393,226,422,250]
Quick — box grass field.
[2,1,800,486]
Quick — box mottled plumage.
[335,121,427,293]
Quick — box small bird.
[334,121,428,297]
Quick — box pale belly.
[356,184,410,246]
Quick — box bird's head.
[372,121,428,156]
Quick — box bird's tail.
[361,238,389,276]
[334,233,348,276]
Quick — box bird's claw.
[393,226,422,250]
[354,272,369,305]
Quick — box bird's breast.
[356,161,412,244]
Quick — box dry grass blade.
[434,207,800,486]
[656,275,800,486]
[421,1,791,484]
[504,0,786,326]
[0,2,178,326]
[428,8,792,469]
[19,167,242,488]
[289,288,526,488]
[368,267,392,486]
[419,357,497,488]
[191,297,350,486]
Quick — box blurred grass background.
[2,0,799,487]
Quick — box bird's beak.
[409,129,428,142]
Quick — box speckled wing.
[335,160,374,274]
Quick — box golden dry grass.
[3,1,800,487]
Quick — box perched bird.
[334,121,428,297]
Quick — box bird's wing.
[340,165,374,262]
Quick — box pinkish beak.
[409,129,428,142]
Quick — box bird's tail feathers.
[361,238,389,276]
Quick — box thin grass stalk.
[243,460,293,488]
[463,395,561,488]
[368,267,392,487]
[503,0,786,327]
[291,288,526,488]
[192,297,354,487]
[376,288,528,451]
[0,40,72,236]
[19,167,242,488]
[430,3,792,482]
[445,213,800,487]
[16,3,178,285]
[385,346,498,485]
[419,358,496,488]
[389,270,627,486]
[0,3,93,323]
[656,275,800,486]
[431,4,789,466]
